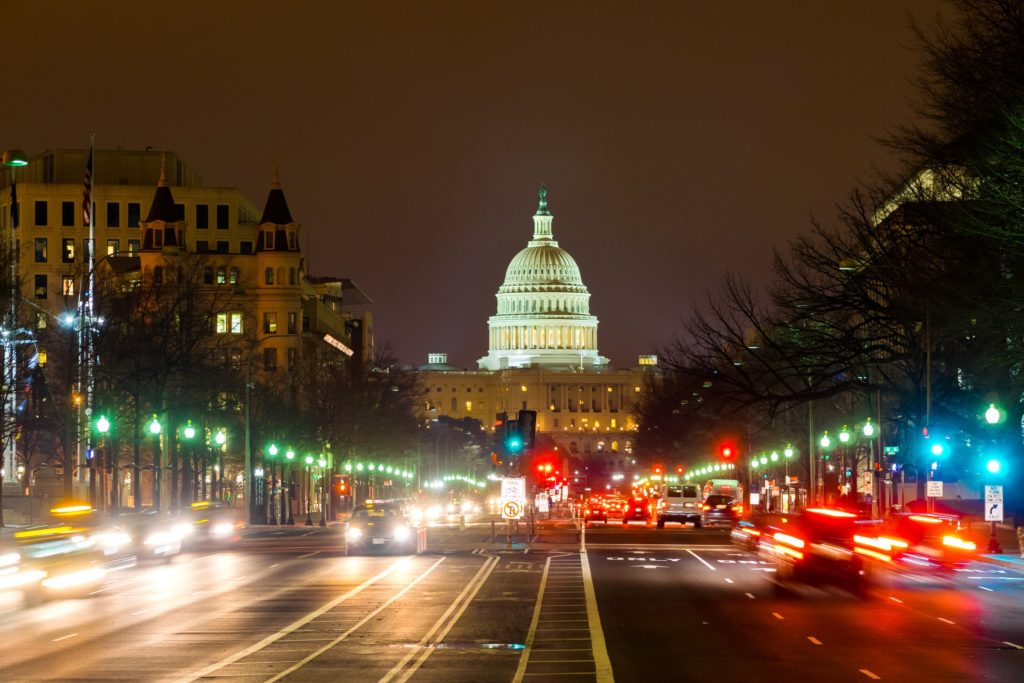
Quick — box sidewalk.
[972,522,1024,571]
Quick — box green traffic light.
[96,415,111,434]
[930,443,945,457]
[986,459,1002,474]
[268,444,279,457]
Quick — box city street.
[1,520,1023,681]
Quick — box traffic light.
[719,443,737,461]
[504,419,523,454]
[986,458,1003,475]
[518,409,537,449]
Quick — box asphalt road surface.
[1,519,1022,681]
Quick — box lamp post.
[95,415,111,512]
[862,419,879,516]
[148,415,162,510]
[318,456,328,527]
[2,150,28,512]
[266,443,279,525]
[285,448,295,525]
[214,429,227,502]
[783,444,795,510]
[304,454,314,526]
[181,421,196,506]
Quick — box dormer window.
[264,230,274,250]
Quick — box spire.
[531,183,554,241]
[145,153,178,223]
[260,161,294,225]
[535,183,550,216]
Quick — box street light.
[985,403,1002,425]
[304,455,314,526]
[181,421,196,505]
[265,443,279,525]
[285,449,295,525]
[95,415,112,511]
[820,432,831,449]
[214,429,227,501]
[318,456,328,527]
[148,415,162,510]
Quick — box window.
[287,347,297,371]
[229,348,242,371]
[153,230,163,248]
[263,230,274,250]
[35,201,48,227]
[34,274,47,299]
[216,240,228,253]
[106,239,119,256]
[62,238,75,262]
[451,397,457,411]
[287,312,297,334]
[62,275,75,296]
[34,238,47,262]
[36,312,47,330]
[196,204,209,229]
[464,400,473,412]
[264,267,274,285]
[127,239,140,255]
[203,267,213,285]
[230,313,242,334]
[229,267,239,285]
[289,267,296,285]
[216,204,229,229]
[153,266,163,284]
[216,267,226,285]
[127,203,141,227]
[240,241,253,254]
[263,347,277,371]
[264,312,277,334]
[174,203,184,221]
[216,313,228,334]
[195,240,209,253]
[106,202,120,228]
[62,201,74,227]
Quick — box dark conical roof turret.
[259,162,293,225]
[145,154,179,223]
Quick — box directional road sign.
[985,485,1004,522]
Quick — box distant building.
[418,187,657,470]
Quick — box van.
[702,479,741,500]
[655,482,703,528]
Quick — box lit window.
[216,313,228,334]
[264,312,277,334]
[230,313,243,334]
[521,385,528,392]
[216,268,226,285]
[62,276,75,296]
[106,239,119,256]
[229,267,239,285]
[464,400,473,411]
[634,386,641,393]
[611,419,617,429]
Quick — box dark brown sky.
[4,0,945,368]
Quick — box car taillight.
[731,505,743,514]
[942,535,976,551]
[702,505,711,511]
[854,535,908,552]
[658,500,667,510]
[771,532,805,559]
[740,527,760,537]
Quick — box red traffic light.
[719,444,737,460]
[653,464,664,475]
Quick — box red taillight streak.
[773,532,806,549]
[805,508,857,518]
[741,528,761,537]
[855,546,892,562]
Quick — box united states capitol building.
[417,187,657,467]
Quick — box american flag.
[82,146,93,227]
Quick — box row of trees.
[637,0,1024,505]
[2,251,423,512]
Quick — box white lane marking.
[514,556,552,683]
[130,610,147,616]
[745,593,756,599]
[52,633,79,642]
[859,669,881,680]
[686,549,716,571]
[772,612,784,620]
[581,553,614,683]
[351,556,502,683]
[808,636,822,645]
[978,586,994,592]
[966,576,1024,581]
[296,551,320,559]
[1003,641,1023,649]
[268,563,280,568]
[937,617,955,625]
[265,556,450,683]
[172,557,415,683]
[888,597,903,604]
[724,578,734,584]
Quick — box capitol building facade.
[418,187,656,468]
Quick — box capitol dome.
[478,186,609,371]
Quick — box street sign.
[502,500,523,519]
[985,485,1004,522]
[501,477,526,503]
[883,446,900,455]
[926,480,943,498]
[535,494,549,513]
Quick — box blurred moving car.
[346,501,416,555]
[730,514,768,551]
[701,495,741,527]
[621,496,652,525]
[758,507,879,595]
[655,483,702,528]
[177,502,245,547]
[582,498,608,525]
[862,512,977,575]
[105,512,184,561]
[4,525,107,603]
[603,496,625,519]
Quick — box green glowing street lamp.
[148,415,161,435]
[96,415,111,435]
[839,426,850,444]
[862,419,876,438]
[214,429,227,446]
[985,403,1002,425]
[770,450,779,462]
[820,432,831,449]
[783,444,794,458]
[265,443,279,525]
[759,454,768,466]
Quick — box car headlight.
[460,501,473,513]
[211,522,234,537]
[393,525,411,542]
[0,552,21,569]
[173,523,194,538]
[346,527,363,541]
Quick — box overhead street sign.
[985,485,1004,522]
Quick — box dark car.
[621,496,652,525]
[758,507,880,595]
[701,495,741,527]
[346,502,416,555]
[177,502,245,547]
[730,514,769,551]
[581,498,607,525]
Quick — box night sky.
[4,1,944,368]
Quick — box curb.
[975,555,1024,571]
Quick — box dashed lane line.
[859,669,881,680]
[808,637,822,645]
